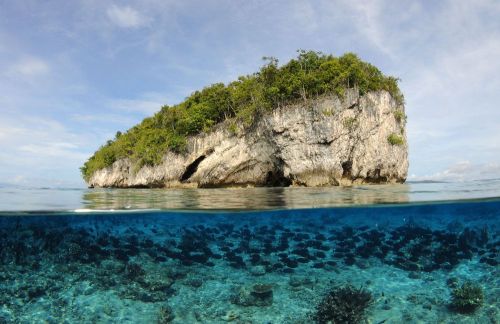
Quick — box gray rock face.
[88,90,408,188]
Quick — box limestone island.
[81,51,408,188]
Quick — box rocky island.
[82,51,408,188]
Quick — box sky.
[0,0,499,188]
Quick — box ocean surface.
[0,180,499,323]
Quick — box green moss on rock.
[387,133,404,146]
[393,109,406,123]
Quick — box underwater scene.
[0,181,499,323]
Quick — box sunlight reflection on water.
[0,179,499,211]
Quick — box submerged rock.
[249,265,267,276]
[88,90,408,188]
[231,283,274,307]
[289,276,314,289]
[157,305,175,323]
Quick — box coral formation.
[251,284,273,299]
[231,283,274,307]
[314,285,373,324]
[450,282,484,314]
[157,305,175,323]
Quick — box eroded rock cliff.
[88,90,408,188]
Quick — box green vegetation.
[227,121,238,135]
[322,108,333,117]
[343,117,358,131]
[387,133,404,146]
[450,282,484,314]
[393,109,406,123]
[81,50,403,181]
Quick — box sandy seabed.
[0,203,498,323]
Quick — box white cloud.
[343,1,389,54]
[8,57,49,77]
[411,161,500,181]
[106,5,149,29]
[0,116,88,167]
[70,113,138,125]
[479,163,500,177]
[290,1,318,33]
[0,125,24,141]
[19,142,81,157]
[107,92,168,114]
[109,99,161,114]
[408,37,500,102]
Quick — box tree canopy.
[81,51,403,181]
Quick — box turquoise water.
[0,180,499,323]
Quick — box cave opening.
[341,161,352,178]
[180,155,206,182]
[265,170,292,187]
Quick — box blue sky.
[1,0,499,188]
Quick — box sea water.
[0,180,499,323]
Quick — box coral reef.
[0,200,498,322]
[450,282,484,314]
[314,285,373,324]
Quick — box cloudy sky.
[1,0,499,187]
